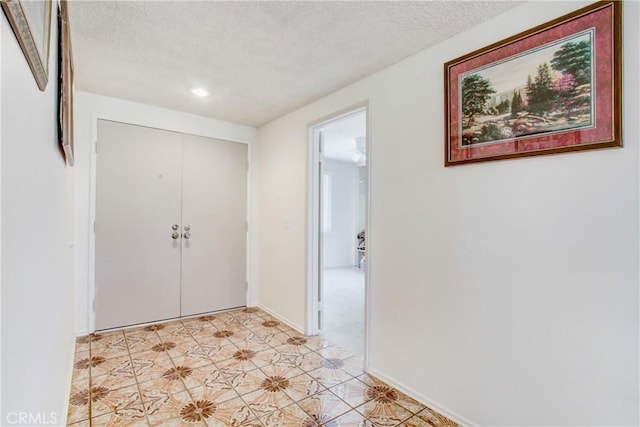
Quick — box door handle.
[171,232,180,240]
[184,225,191,232]
[183,232,191,239]
[172,224,179,231]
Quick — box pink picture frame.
[444,1,622,166]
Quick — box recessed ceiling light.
[191,88,209,97]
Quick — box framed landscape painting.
[1,0,52,91]
[59,0,74,166]
[444,1,621,166]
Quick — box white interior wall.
[323,159,358,268]
[73,92,257,335]
[1,12,75,425]
[254,1,639,425]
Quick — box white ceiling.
[68,1,520,127]
[322,111,366,163]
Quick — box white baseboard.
[92,306,246,334]
[256,304,305,335]
[365,367,476,427]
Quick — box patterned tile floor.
[68,308,457,426]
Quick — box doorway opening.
[307,105,369,359]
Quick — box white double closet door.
[95,120,248,330]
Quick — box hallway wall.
[254,1,639,425]
[1,12,75,424]
[323,159,358,268]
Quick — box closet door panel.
[181,135,248,316]
[95,120,182,330]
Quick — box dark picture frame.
[59,0,74,166]
[444,1,622,166]
[1,0,52,91]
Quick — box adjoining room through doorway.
[316,110,367,357]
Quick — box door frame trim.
[305,101,371,365]
[88,116,254,333]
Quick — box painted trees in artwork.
[550,40,591,85]
[553,72,577,95]
[526,63,555,115]
[510,89,524,118]
[523,41,590,118]
[496,99,511,114]
[549,40,591,114]
[460,34,592,145]
[461,74,495,127]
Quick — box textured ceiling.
[69,1,520,127]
